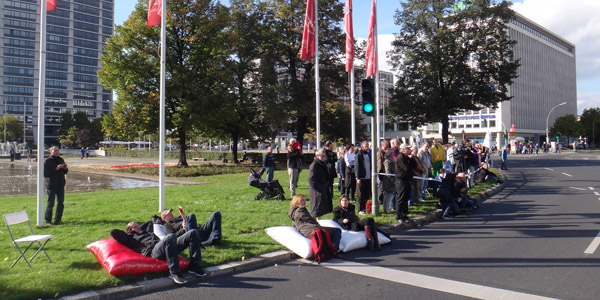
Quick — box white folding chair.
[3,211,54,269]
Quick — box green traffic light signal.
[556,136,560,139]
[361,78,375,116]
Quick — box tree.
[578,108,600,148]
[0,115,23,142]
[58,111,73,139]
[99,0,230,167]
[261,0,348,146]
[387,0,519,144]
[549,114,583,143]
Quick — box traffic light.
[361,78,375,116]
[556,135,560,139]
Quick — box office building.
[1,0,114,145]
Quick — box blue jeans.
[45,187,65,223]
[185,212,222,242]
[152,230,201,275]
[265,166,274,182]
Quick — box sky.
[114,0,600,115]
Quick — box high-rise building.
[445,11,576,146]
[1,0,114,145]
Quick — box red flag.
[365,0,377,77]
[47,0,57,11]
[147,0,162,27]
[344,0,354,72]
[300,0,315,61]
[510,123,515,132]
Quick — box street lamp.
[545,101,568,144]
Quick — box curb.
[62,176,506,300]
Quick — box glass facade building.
[1,0,114,145]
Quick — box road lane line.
[589,187,595,191]
[561,173,572,177]
[544,168,554,172]
[594,192,600,196]
[584,231,600,255]
[322,259,558,300]
[569,187,586,191]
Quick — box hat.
[400,143,409,149]
[160,209,173,220]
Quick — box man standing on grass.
[430,138,444,177]
[44,145,68,225]
[263,146,276,182]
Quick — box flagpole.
[158,0,166,212]
[37,1,49,226]
[350,69,355,145]
[371,0,379,217]
[314,0,321,150]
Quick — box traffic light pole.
[371,114,378,216]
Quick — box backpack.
[310,228,341,263]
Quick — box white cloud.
[577,92,600,114]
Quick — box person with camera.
[44,146,68,225]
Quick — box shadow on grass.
[71,261,103,270]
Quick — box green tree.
[99,0,230,167]
[0,115,23,142]
[549,114,583,143]
[58,111,73,139]
[387,0,519,144]
[261,0,347,146]
[578,108,600,148]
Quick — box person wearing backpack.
[288,194,341,251]
[333,194,380,251]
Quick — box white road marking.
[321,259,558,300]
[569,187,586,191]
[584,231,600,255]
[594,192,600,196]
[544,168,554,172]
[583,157,589,160]
[561,173,572,177]
[589,187,595,191]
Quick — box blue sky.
[114,0,599,114]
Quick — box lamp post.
[546,101,568,144]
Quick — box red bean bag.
[87,238,189,276]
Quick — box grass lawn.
[0,168,500,300]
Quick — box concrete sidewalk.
[61,175,505,300]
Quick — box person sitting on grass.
[159,209,222,246]
[288,194,342,250]
[476,163,503,184]
[110,220,205,284]
[333,194,380,251]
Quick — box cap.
[400,143,409,149]
[161,209,173,220]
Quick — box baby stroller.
[248,168,285,201]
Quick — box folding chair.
[3,211,54,269]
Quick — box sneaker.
[187,264,206,277]
[170,273,188,284]
[358,211,366,215]
[211,238,221,246]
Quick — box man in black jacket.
[110,220,204,284]
[44,146,68,225]
[395,144,415,224]
[161,209,222,246]
[308,148,331,218]
[355,141,372,215]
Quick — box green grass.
[0,168,500,300]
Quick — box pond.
[0,162,159,196]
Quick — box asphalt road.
[120,152,600,300]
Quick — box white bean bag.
[264,226,313,258]
[265,220,392,257]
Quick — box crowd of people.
[283,137,504,225]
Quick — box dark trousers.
[45,187,65,223]
[323,227,342,250]
[395,180,411,221]
[185,212,222,242]
[356,178,371,212]
[151,230,201,275]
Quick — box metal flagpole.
[159,0,166,212]
[350,69,355,145]
[314,0,321,150]
[36,1,49,226]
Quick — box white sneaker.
[359,211,366,215]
